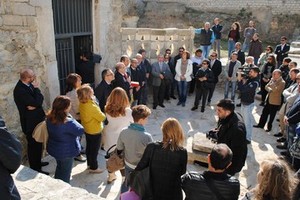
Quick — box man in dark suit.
[94,68,115,112]
[127,58,144,106]
[207,51,222,105]
[13,69,48,174]
[113,62,132,101]
[151,54,172,109]
[275,36,290,68]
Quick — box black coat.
[275,43,290,62]
[113,72,131,101]
[217,112,247,175]
[128,66,144,100]
[13,80,45,135]
[76,60,95,86]
[94,80,113,112]
[236,50,245,65]
[182,171,240,200]
[0,128,22,200]
[136,142,187,200]
[210,59,222,83]
[195,68,215,89]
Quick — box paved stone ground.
[14,55,300,199]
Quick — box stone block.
[121,28,137,35]
[13,0,29,2]
[12,3,36,16]
[29,0,51,7]
[136,34,150,41]
[187,136,209,164]
[150,35,165,41]
[192,132,215,153]
[122,34,135,41]
[2,15,23,26]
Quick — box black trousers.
[258,102,280,130]
[189,78,196,94]
[260,79,269,103]
[170,78,177,97]
[85,133,101,170]
[153,80,166,106]
[194,87,209,108]
[26,135,43,172]
[164,79,171,100]
[207,83,216,103]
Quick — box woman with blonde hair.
[135,118,187,200]
[46,96,84,183]
[102,87,133,183]
[77,84,106,173]
[242,159,297,200]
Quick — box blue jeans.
[224,80,236,101]
[121,164,134,193]
[55,157,74,183]
[178,81,189,104]
[228,40,235,58]
[241,103,254,141]
[242,40,250,52]
[254,57,259,66]
[200,45,211,58]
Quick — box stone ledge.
[13,165,105,200]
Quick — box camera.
[237,67,251,79]
[206,130,218,143]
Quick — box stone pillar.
[93,0,123,85]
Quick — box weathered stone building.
[1,0,300,159]
[0,0,123,148]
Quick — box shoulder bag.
[105,144,125,173]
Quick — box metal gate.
[52,0,93,94]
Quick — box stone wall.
[122,0,300,43]
[121,28,194,60]
[0,0,59,143]
[141,0,300,14]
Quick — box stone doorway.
[52,0,93,94]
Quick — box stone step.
[13,165,105,200]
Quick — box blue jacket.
[47,117,84,159]
[238,77,260,105]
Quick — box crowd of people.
[4,18,300,200]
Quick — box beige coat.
[265,77,285,105]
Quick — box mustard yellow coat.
[79,99,106,134]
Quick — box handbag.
[129,145,155,200]
[32,120,48,150]
[129,166,152,199]
[105,144,125,173]
[120,190,140,200]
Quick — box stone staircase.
[13,165,106,200]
